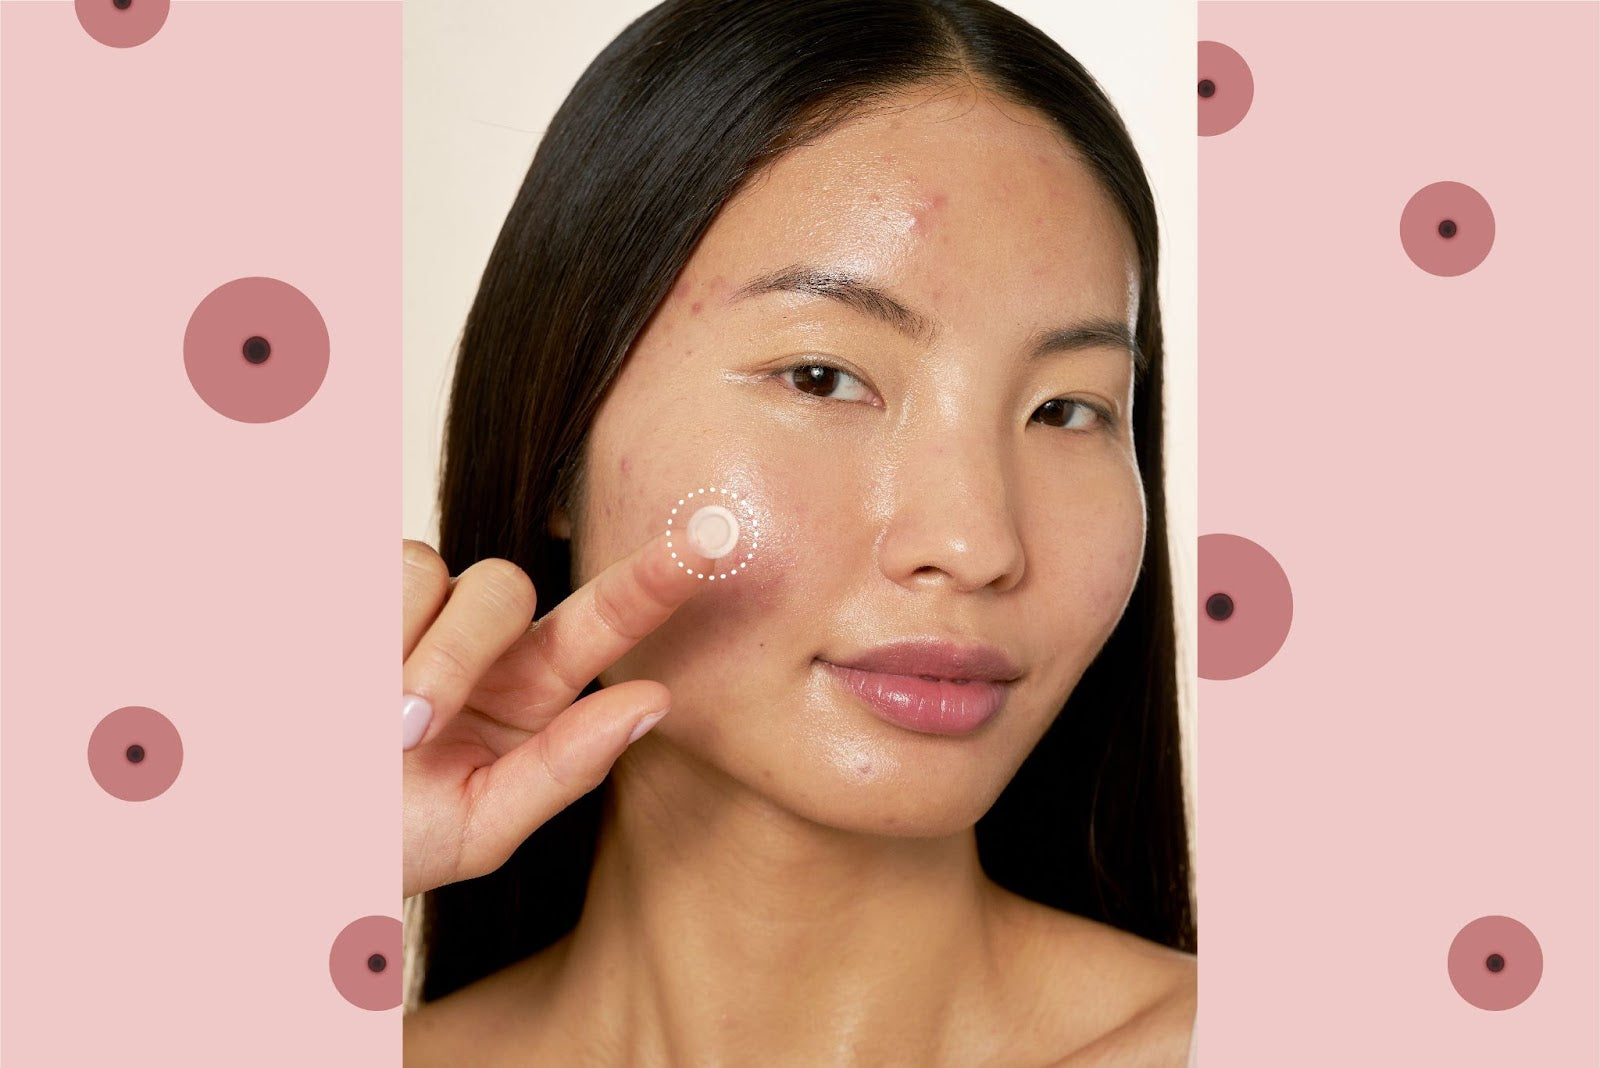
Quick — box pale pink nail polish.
[402,694,432,750]
[627,709,668,745]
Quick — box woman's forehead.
[694,89,1138,326]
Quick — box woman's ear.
[548,508,572,540]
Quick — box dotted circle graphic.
[665,487,759,580]
[184,277,330,423]
[329,915,403,1010]
[1401,181,1496,276]
[1198,533,1293,680]
[1199,40,1254,136]
[75,0,170,47]
[87,705,183,801]
[1448,916,1543,1010]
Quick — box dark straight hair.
[414,0,1192,1007]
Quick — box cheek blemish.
[664,485,762,580]
[690,301,703,316]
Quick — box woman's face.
[559,81,1146,835]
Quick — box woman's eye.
[783,364,875,403]
[1032,397,1112,431]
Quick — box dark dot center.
[1485,953,1505,973]
[126,744,145,763]
[113,0,132,8]
[1205,592,1234,621]
[1198,79,1216,99]
[243,336,272,364]
[367,953,387,973]
[1438,219,1458,239]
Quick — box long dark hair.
[413,0,1192,1008]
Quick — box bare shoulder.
[403,943,568,1067]
[992,890,1196,1067]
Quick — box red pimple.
[691,301,703,316]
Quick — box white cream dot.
[677,561,685,568]
[670,552,677,559]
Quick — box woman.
[402,0,1196,1063]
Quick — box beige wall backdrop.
[402,0,1198,895]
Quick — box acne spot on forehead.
[908,188,948,233]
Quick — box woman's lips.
[818,660,1009,735]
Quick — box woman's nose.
[874,435,1026,594]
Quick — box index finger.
[478,523,727,730]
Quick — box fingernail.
[627,708,669,745]
[402,694,433,750]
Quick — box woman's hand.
[401,530,710,900]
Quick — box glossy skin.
[406,79,1193,1066]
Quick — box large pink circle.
[184,277,330,423]
[1401,181,1496,276]
[1448,915,1542,1010]
[1199,40,1254,137]
[75,0,170,48]
[88,705,183,801]
[1198,533,1293,680]
[330,915,404,1011]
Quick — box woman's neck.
[530,744,1032,1066]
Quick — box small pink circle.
[1199,40,1254,137]
[329,915,403,1011]
[87,705,183,801]
[1401,182,1495,276]
[75,0,170,48]
[1448,915,1542,1010]
[1198,533,1293,680]
[184,277,330,423]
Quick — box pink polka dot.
[329,915,403,1011]
[1199,41,1254,136]
[87,705,182,801]
[75,0,170,48]
[1448,915,1542,1010]
[184,277,330,423]
[1401,181,1495,276]
[1198,533,1293,680]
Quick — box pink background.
[1201,1,1598,1063]
[1,0,401,1062]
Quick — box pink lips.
[819,639,1021,736]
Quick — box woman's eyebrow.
[730,264,1144,375]
[730,265,935,343]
